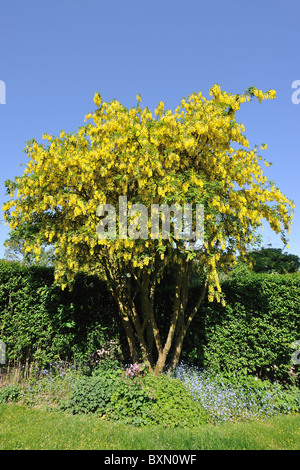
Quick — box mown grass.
[0,404,299,450]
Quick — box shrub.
[0,384,20,403]
[105,377,153,426]
[87,338,123,373]
[273,385,300,414]
[64,365,153,425]
[62,364,210,427]
[140,374,210,427]
[66,369,121,415]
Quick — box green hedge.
[0,260,120,366]
[181,272,300,382]
[0,260,299,382]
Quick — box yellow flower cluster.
[2,84,294,300]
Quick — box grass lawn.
[0,404,299,450]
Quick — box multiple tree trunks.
[103,255,207,375]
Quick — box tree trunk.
[102,250,207,375]
[117,302,139,364]
[168,279,208,372]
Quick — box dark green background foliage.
[0,260,299,382]
[181,272,300,381]
[0,260,121,365]
[247,247,300,274]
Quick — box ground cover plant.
[0,345,299,451]
[0,357,299,429]
[171,362,300,424]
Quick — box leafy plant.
[20,361,84,407]
[140,374,210,427]
[273,385,300,414]
[66,370,121,415]
[0,384,20,403]
[105,377,153,425]
[124,362,147,378]
[0,260,121,367]
[88,338,123,373]
[171,362,300,423]
[60,365,209,427]
[183,272,300,383]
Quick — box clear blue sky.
[0,0,299,258]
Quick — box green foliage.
[0,260,122,366]
[105,377,153,426]
[1,358,298,429]
[62,365,210,427]
[246,247,300,274]
[19,361,84,408]
[171,362,300,423]
[0,260,299,384]
[88,339,123,373]
[275,385,300,414]
[0,384,20,403]
[66,370,121,415]
[217,373,300,415]
[141,374,210,427]
[62,367,152,424]
[182,272,300,383]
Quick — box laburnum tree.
[2,84,294,374]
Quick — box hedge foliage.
[0,260,120,365]
[181,271,300,382]
[0,260,299,382]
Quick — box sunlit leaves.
[3,85,294,302]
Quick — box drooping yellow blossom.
[2,85,294,302]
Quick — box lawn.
[0,404,299,450]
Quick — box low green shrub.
[62,364,210,427]
[273,385,300,414]
[66,369,121,415]
[141,374,210,427]
[105,377,153,426]
[63,365,152,424]
[0,384,20,403]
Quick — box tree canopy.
[248,246,300,274]
[2,84,295,373]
